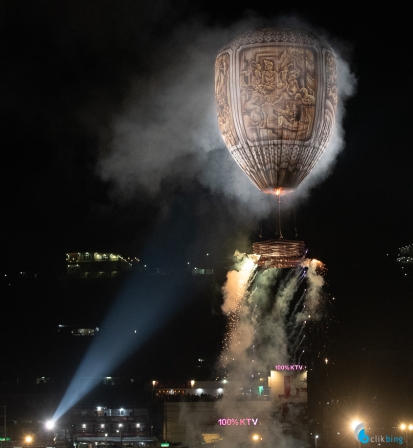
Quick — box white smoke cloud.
[98,16,356,216]
[98,17,269,216]
[301,259,325,320]
[217,257,326,447]
[221,251,256,314]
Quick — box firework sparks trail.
[215,251,330,448]
[294,334,306,352]
[220,252,257,370]
[289,289,306,320]
[219,253,327,377]
[288,322,307,358]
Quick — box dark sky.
[1,0,413,407]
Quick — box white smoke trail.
[216,255,327,447]
[220,252,257,372]
[221,251,257,315]
[296,259,325,322]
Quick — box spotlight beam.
[52,273,189,421]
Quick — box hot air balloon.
[215,27,338,268]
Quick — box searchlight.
[45,420,55,430]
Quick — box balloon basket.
[252,239,306,269]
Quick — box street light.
[351,419,365,447]
[152,381,157,404]
[117,424,123,448]
[408,425,413,448]
[315,434,318,448]
[400,424,412,447]
[351,420,362,431]
[25,436,33,444]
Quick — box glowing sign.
[218,418,259,426]
[275,365,306,371]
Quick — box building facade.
[68,407,157,448]
[66,253,134,279]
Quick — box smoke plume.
[217,255,326,446]
[98,16,356,216]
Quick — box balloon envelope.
[215,28,338,194]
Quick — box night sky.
[2,0,413,417]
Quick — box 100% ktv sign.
[218,418,259,426]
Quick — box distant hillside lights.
[397,244,413,277]
[58,324,99,336]
[65,252,213,278]
[65,251,136,279]
[397,244,413,264]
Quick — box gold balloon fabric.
[215,28,338,194]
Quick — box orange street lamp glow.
[351,420,362,431]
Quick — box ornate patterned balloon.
[215,27,338,194]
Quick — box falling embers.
[219,253,326,378]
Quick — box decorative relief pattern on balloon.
[229,144,308,190]
[219,28,318,52]
[314,52,337,153]
[239,46,317,143]
[215,28,339,192]
[326,52,338,108]
[215,53,239,148]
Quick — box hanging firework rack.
[252,239,306,269]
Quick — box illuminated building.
[153,380,226,399]
[66,252,134,279]
[69,406,157,448]
[268,367,307,404]
[191,267,214,275]
[58,324,99,336]
[154,369,307,446]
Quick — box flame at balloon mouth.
[262,187,295,196]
